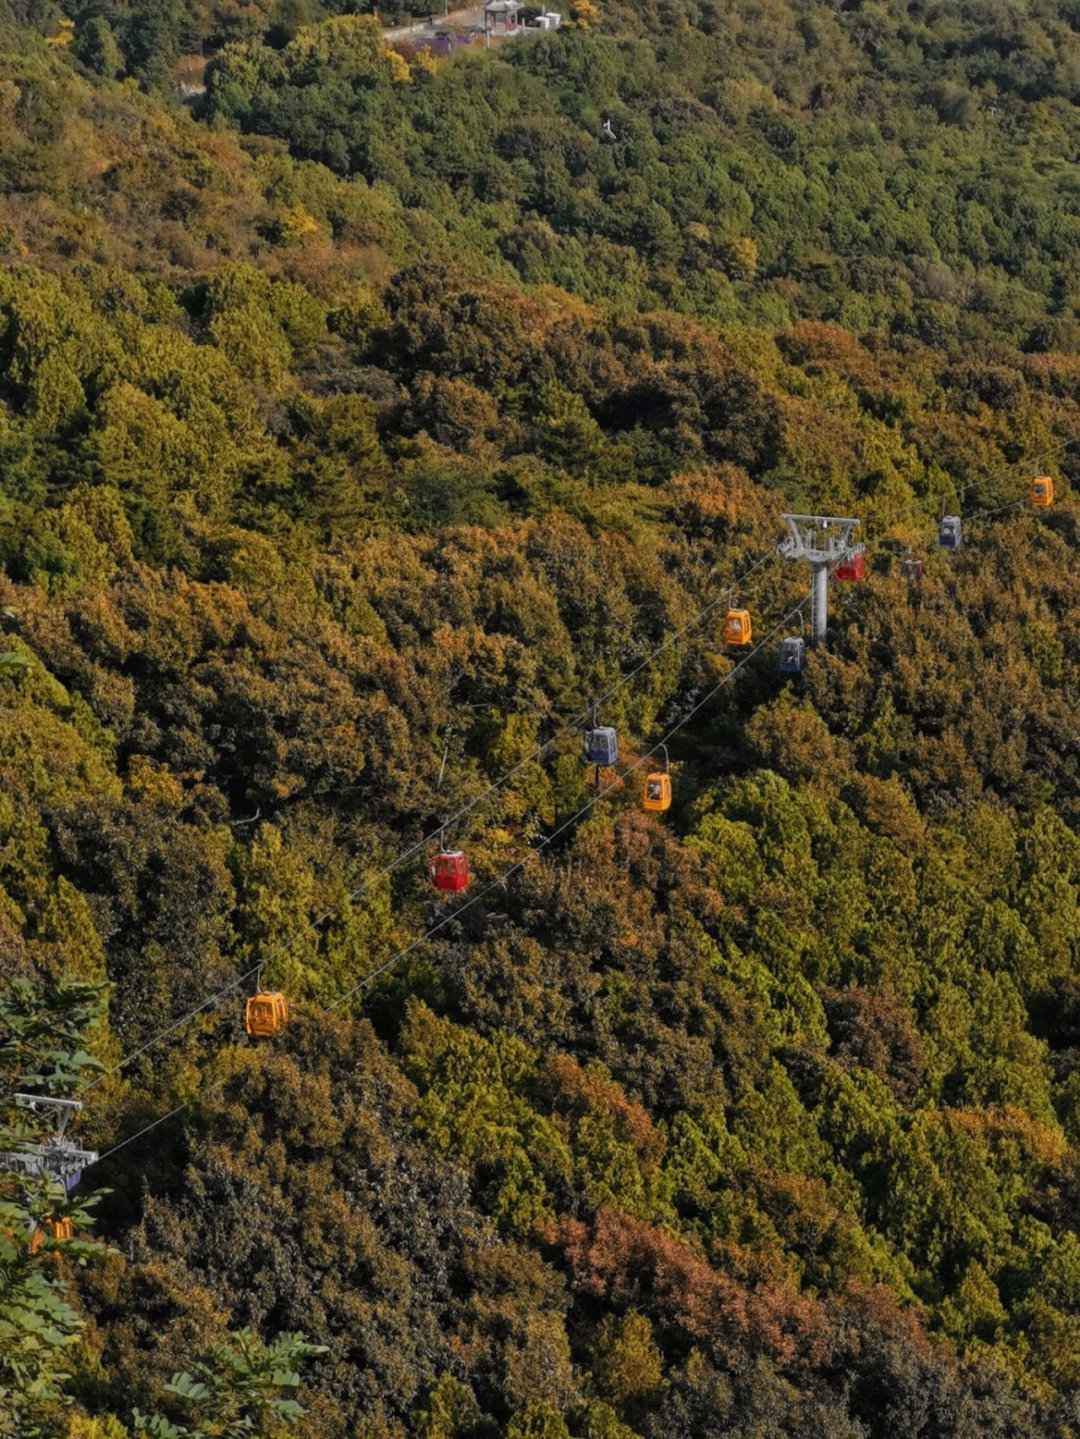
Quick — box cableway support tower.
[778,514,861,647]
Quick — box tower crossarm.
[778,514,861,565]
[14,1093,83,1141]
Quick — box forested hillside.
[6,0,1080,1434]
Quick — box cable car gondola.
[902,554,924,584]
[724,609,753,647]
[1032,475,1054,509]
[28,1215,73,1255]
[939,515,962,551]
[643,744,672,813]
[245,989,289,1038]
[833,548,865,583]
[778,636,805,676]
[583,724,618,767]
[430,849,470,894]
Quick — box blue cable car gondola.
[940,515,962,551]
[583,725,618,767]
[778,636,805,676]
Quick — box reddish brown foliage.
[777,321,877,384]
[537,1053,665,1167]
[541,1207,824,1365]
[830,1278,931,1359]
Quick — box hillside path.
[382,7,484,42]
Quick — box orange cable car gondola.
[28,1216,73,1254]
[430,848,470,894]
[1032,474,1054,509]
[245,986,289,1038]
[724,608,752,647]
[643,744,672,813]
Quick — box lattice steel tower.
[778,514,860,647]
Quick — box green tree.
[132,1329,326,1439]
[73,16,123,79]
[0,976,107,1438]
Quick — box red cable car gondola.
[430,849,470,893]
[833,549,866,583]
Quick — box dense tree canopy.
[3,0,1080,1433]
